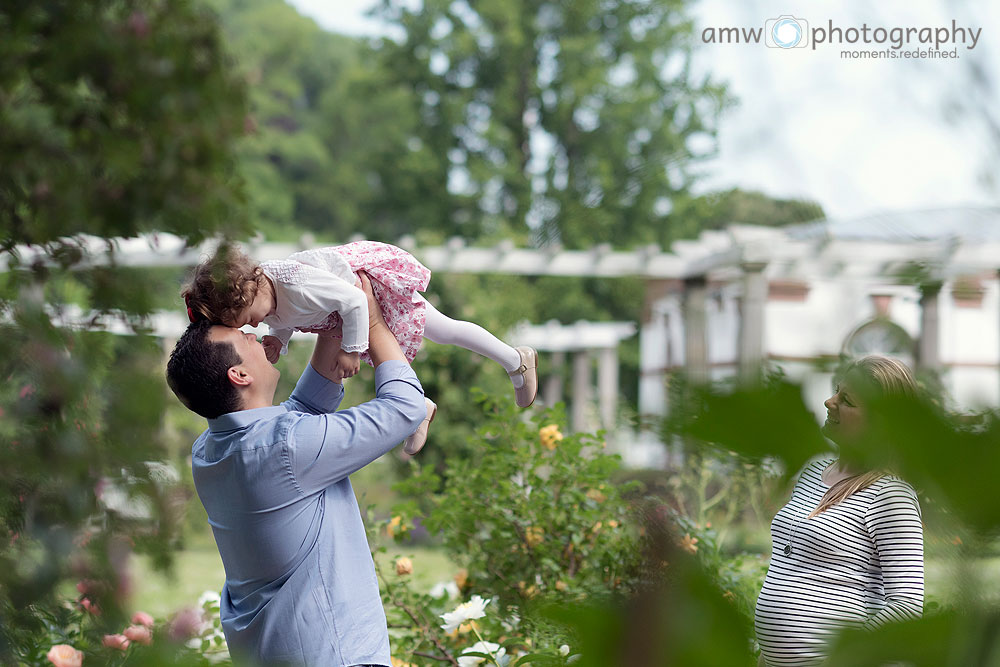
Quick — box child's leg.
[421,299,525,387]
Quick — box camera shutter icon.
[765,15,809,49]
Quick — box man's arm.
[362,271,408,367]
[285,270,414,413]
[286,363,425,492]
[309,270,406,378]
[284,270,427,490]
[283,361,345,416]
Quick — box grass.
[374,543,461,593]
[128,527,1000,622]
[128,529,225,618]
[127,528,459,620]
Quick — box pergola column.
[739,261,768,382]
[918,281,942,373]
[544,351,565,407]
[683,275,709,384]
[597,347,619,433]
[639,279,672,418]
[572,349,592,433]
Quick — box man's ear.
[227,365,253,388]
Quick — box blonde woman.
[754,355,924,666]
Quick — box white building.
[640,206,1000,424]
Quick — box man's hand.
[262,335,283,364]
[357,271,388,331]
[333,349,360,381]
[358,271,408,367]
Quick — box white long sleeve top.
[260,249,369,355]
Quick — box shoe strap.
[508,364,527,377]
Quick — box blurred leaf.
[827,610,1000,667]
[681,380,828,482]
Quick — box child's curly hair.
[182,247,265,325]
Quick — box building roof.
[787,206,1000,243]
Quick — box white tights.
[420,298,524,387]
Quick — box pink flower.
[46,644,83,667]
[131,611,154,628]
[167,607,205,641]
[123,624,152,645]
[79,597,100,615]
[127,11,150,38]
[102,634,130,651]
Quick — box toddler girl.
[182,241,538,454]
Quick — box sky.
[286,0,999,221]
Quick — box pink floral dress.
[261,241,431,365]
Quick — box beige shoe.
[403,398,437,455]
[508,347,538,408]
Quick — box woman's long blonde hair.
[808,355,918,517]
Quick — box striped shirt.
[754,457,924,666]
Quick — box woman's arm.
[863,480,924,628]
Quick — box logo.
[765,15,809,48]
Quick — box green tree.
[372,0,730,248]
[208,0,429,242]
[670,187,825,239]
[0,0,248,661]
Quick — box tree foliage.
[206,0,432,242]
[372,0,731,248]
[671,187,825,239]
[0,0,249,661]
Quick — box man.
[166,272,425,666]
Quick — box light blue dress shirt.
[192,360,425,667]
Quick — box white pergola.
[7,206,1000,434]
[509,320,636,434]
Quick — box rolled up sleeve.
[286,361,426,494]
[283,363,345,415]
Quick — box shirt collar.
[207,406,287,433]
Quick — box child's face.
[229,282,275,328]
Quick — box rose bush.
[373,393,641,664]
[5,591,230,666]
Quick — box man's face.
[208,325,279,398]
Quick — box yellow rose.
[539,424,563,450]
[386,515,403,538]
[395,556,413,576]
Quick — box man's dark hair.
[166,320,243,419]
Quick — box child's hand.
[333,349,360,380]
[262,335,282,364]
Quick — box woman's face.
[822,372,870,445]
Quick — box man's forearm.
[367,321,407,367]
[309,332,345,384]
